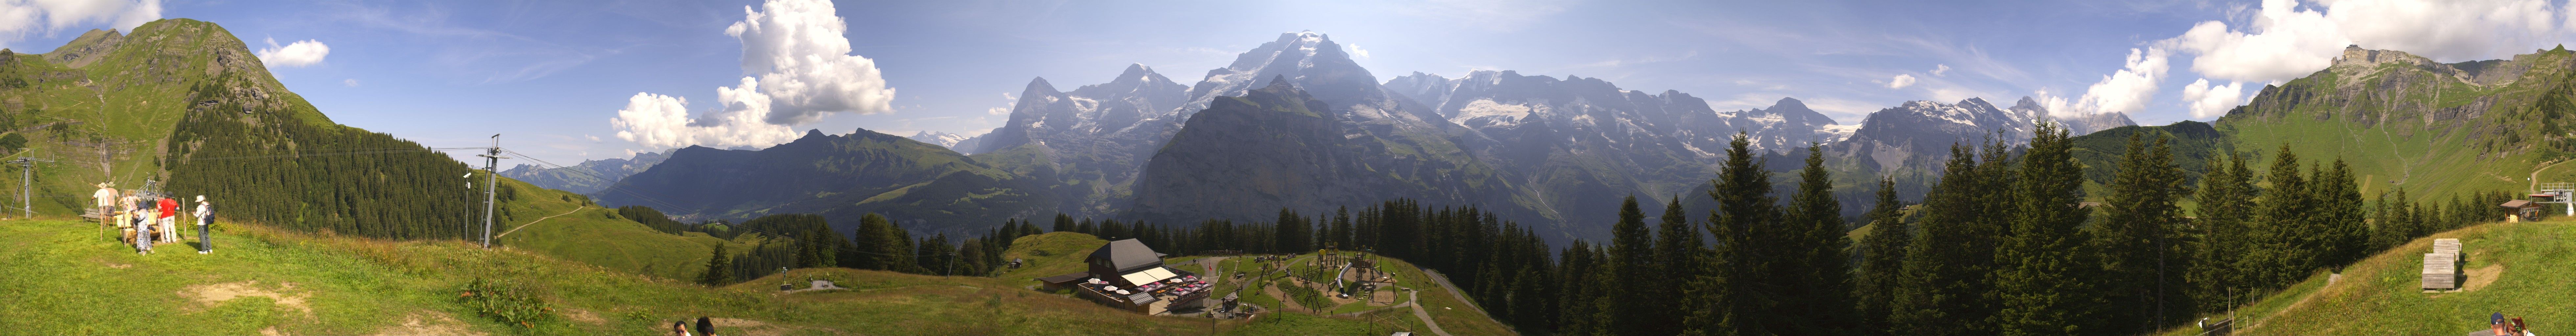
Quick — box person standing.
[91,183,118,228]
[132,203,153,255]
[157,195,179,244]
[194,196,213,254]
[119,191,140,243]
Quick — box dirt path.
[1419,269,1489,317]
[1199,257,1228,286]
[1265,284,1305,313]
[493,206,586,238]
[2239,274,2339,333]
[1407,290,1453,336]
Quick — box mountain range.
[584,31,2145,242]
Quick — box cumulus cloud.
[2180,78,2249,118]
[2159,0,2573,84]
[609,0,896,148]
[342,78,359,87]
[1346,43,1371,59]
[256,38,331,68]
[1886,74,1916,89]
[609,86,800,149]
[0,0,160,46]
[2042,48,2170,116]
[1931,64,1952,76]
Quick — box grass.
[2153,219,2576,335]
[0,219,1246,335]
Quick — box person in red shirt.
[156,196,180,244]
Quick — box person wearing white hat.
[90,182,118,229]
[193,196,214,254]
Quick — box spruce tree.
[2189,154,2256,314]
[1685,132,1773,336]
[2253,145,2314,288]
[1785,144,1857,334]
[1854,178,1909,336]
[1888,143,2004,336]
[2316,159,2368,267]
[2095,133,2192,333]
[1607,196,1660,336]
[1654,195,1703,336]
[699,244,733,286]
[1053,214,1075,233]
[1992,122,2102,336]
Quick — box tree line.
[1037,124,2514,336]
[633,123,2516,335]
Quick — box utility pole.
[476,135,509,249]
[7,157,48,219]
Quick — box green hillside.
[2154,219,2576,335]
[998,231,1519,336]
[0,218,1272,335]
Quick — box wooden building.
[1037,239,1213,315]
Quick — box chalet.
[1037,239,1212,315]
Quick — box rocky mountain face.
[1382,70,1846,229]
[1829,96,2134,173]
[500,149,674,194]
[970,63,1192,216]
[1127,32,1547,231]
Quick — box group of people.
[91,182,213,255]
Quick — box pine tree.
[1685,132,1774,336]
[2189,153,2256,314]
[2316,159,2368,267]
[699,244,733,286]
[2095,133,2193,333]
[1854,178,1909,336]
[1607,196,1660,336]
[1784,143,1857,334]
[2252,145,2314,288]
[1991,122,2103,336]
[1888,143,2006,336]
[1052,213,1076,233]
[1654,195,1702,336]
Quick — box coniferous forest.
[610,122,2522,335]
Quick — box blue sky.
[4,0,2573,163]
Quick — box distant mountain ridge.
[501,149,674,194]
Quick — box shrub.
[458,277,553,330]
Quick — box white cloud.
[342,78,359,87]
[986,107,1010,115]
[584,134,600,142]
[1931,64,1952,76]
[609,0,896,149]
[0,0,159,46]
[1886,74,1916,89]
[725,0,895,124]
[256,38,331,68]
[2043,48,2170,116]
[609,87,800,149]
[2158,0,2571,84]
[2180,78,2248,118]
[1346,43,1371,59]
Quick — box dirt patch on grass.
[371,312,484,336]
[2462,264,2504,291]
[561,307,606,325]
[182,281,310,316]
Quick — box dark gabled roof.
[1091,239,1164,274]
[1037,272,1091,284]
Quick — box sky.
[5,0,2576,163]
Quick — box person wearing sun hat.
[193,195,214,254]
[91,182,118,229]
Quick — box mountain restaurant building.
[1037,239,1212,315]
